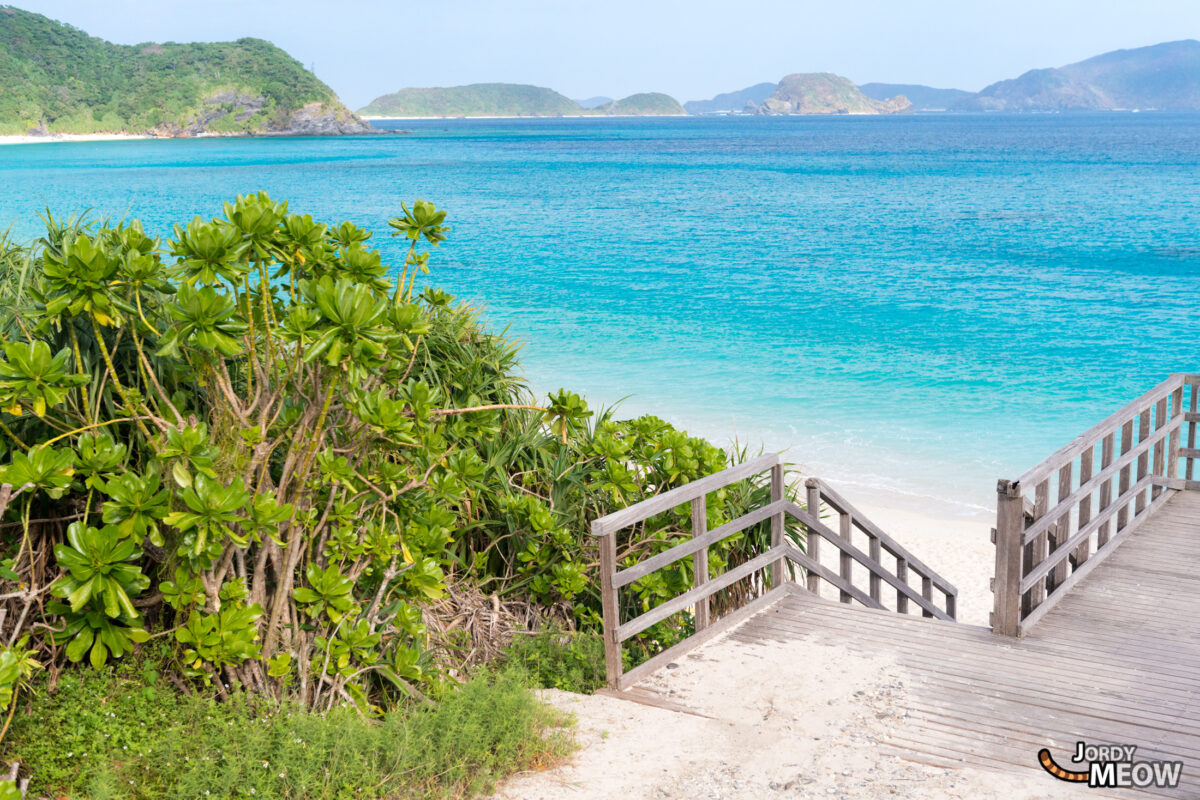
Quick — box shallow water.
[2,114,1198,515]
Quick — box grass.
[5,649,573,800]
[504,628,609,694]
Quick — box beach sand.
[493,493,1007,799]
[0,132,151,146]
[493,633,1060,800]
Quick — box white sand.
[495,634,1062,799]
[0,132,152,146]
[495,488,1015,799]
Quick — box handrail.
[992,374,1192,637]
[804,477,957,603]
[590,453,780,537]
[1017,374,1185,486]
[592,459,958,689]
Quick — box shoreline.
[0,132,152,146]
[0,129,395,146]
[361,113,689,120]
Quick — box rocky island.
[0,6,371,137]
[758,73,911,115]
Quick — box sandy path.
[495,632,1063,799]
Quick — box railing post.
[1152,396,1167,500]
[804,479,822,595]
[992,479,1024,637]
[769,461,785,588]
[1168,385,1183,482]
[690,496,710,631]
[837,509,853,604]
[595,524,623,688]
[1136,407,1151,514]
[1188,381,1197,482]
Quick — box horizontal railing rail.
[592,456,958,689]
[992,373,1195,637]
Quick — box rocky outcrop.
[757,73,911,115]
[282,102,374,135]
[148,93,374,138]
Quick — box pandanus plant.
[0,193,598,712]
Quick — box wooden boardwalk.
[634,489,1200,797]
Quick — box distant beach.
[0,132,151,145]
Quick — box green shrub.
[0,193,804,719]
[505,628,609,694]
[9,650,570,800]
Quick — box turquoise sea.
[2,114,1199,517]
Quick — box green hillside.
[0,5,370,136]
[359,83,584,117]
[761,73,911,114]
[602,92,686,115]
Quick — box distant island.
[5,4,1198,136]
[760,74,910,114]
[0,6,370,137]
[685,40,1200,115]
[358,83,686,117]
[955,40,1200,111]
[859,83,971,111]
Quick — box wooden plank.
[592,453,779,535]
[690,496,709,631]
[991,479,1024,636]
[754,604,1200,698]
[612,500,784,589]
[896,557,909,615]
[616,547,783,642]
[757,598,1200,679]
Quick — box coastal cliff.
[0,6,371,137]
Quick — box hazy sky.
[12,1,1200,108]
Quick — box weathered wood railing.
[804,477,957,620]
[592,453,958,690]
[992,373,1200,637]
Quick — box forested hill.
[360,83,583,117]
[359,83,687,117]
[0,6,372,136]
